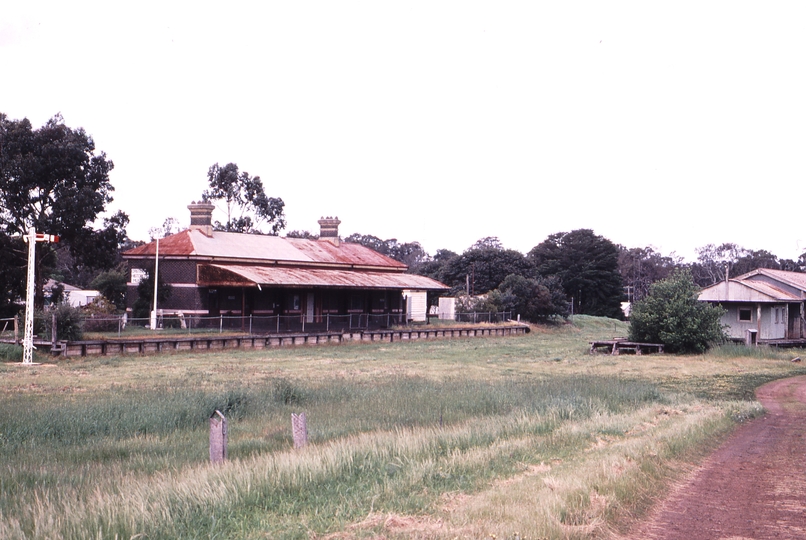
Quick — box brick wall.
[126,260,201,312]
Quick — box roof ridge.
[740,268,806,292]
[123,229,408,269]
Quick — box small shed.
[45,280,100,307]
[403,290,428,322]
[65,288,101,307]
[438,297,456,320]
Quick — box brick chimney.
[318,216,341,246]
[188,201,215,237]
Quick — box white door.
[306,294,315,323]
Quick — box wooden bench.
[589,340,664,355]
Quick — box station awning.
[198,264,449,290]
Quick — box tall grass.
[0,343,22,362]
[0,382,714,539]
[0,377,659,447]
[710,341,798,360]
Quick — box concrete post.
[292,413,308,449]
[210,410,228,463]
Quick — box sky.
[3,1,806,263]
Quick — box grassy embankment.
[1,316,805,539]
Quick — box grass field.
[2,316,805,539]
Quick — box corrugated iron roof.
[199,264,448,290]
[699,279,802,303]
[742,268,806,291]
[123,230,407,269]
[740,279,802,300]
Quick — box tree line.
[343,233,806,322]
[3,113,805,324]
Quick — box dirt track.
[630,375,806,539]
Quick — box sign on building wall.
[130,268,147,285]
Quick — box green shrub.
[90,269,128,311]
[82,297,121,332]
[0,343,22,361]
[489,274,570,321]
[161,315,183,329]
[41,303,85,342]
[273,378,306,405]
[131,268,172,320]
[629,269,726,353]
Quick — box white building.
[698,268,806,343]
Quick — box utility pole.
[150,235,160,330]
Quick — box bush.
[454,294,499,314]
[41,303,84,342]
[489,274,570,321]
[131,269,172,320]
[0,343,22,361]
[629,269,726,353]
[90,269,128,311]
[82,297,121,332]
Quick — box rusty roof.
[699,279,802,303]
[738,268,806,292]
[123,230,407,270]
[199,264,448,290]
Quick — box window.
[738,309,752,322]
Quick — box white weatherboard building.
[45,280,100,307]
[698,268,806,343]
[64,288,100,307]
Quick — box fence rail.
[454,311,512,324]
[1,311,513,344]
[122,313,411,335]
[0,317,17,342]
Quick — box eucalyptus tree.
[0,113,124,310]
[344,233,429,269]
[441,238,535,295]
[690,243,798,287]
[618,246,682,303]
[413,248,458,284]
[202,162,285,234]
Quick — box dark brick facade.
[126,259,406,318]
[127,260,202,313]
[159,260,197,284]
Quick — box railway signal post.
[22,227,59,365]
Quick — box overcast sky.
[3,2,805,262]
